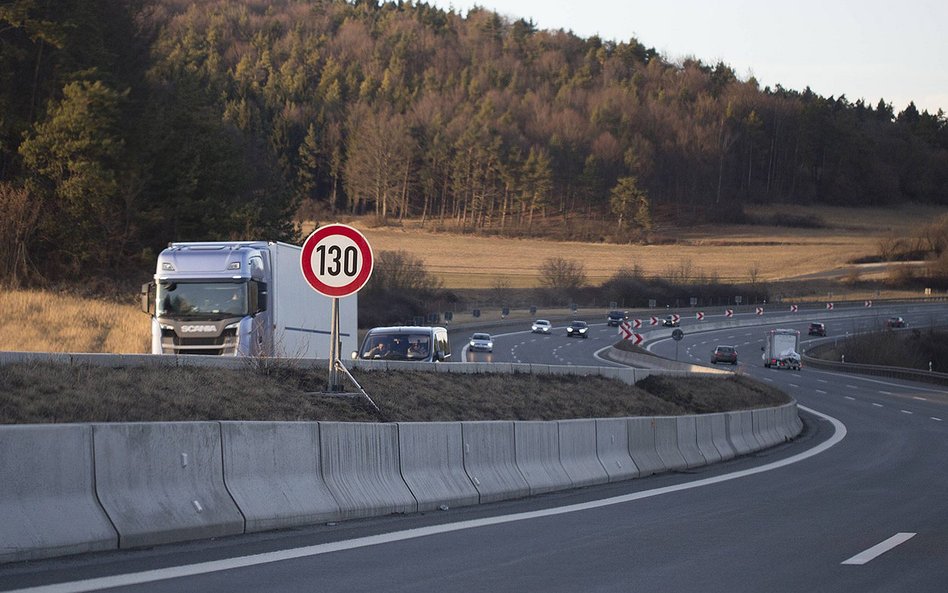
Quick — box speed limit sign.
[300,224,374,297]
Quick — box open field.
[305,204,945,289]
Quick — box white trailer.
[762,328,801,370]
[142,241,357,358]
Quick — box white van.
[354,326,451,362]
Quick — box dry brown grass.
[0,363,790,424]
[0,289,149,354]
[305,204,945,289]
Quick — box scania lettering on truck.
[761,328,801,370]
[141,241,357,358]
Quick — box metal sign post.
[300,223,374,396]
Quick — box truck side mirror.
[140,283,154,314]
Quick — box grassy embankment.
[0,363,788,424]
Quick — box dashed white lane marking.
[842,532,916,565]
[933,417,943,422]
[815,390,827,394]
[901,410,913,415]
[789,384,799,388]
[846,385,858,389]
[817,379,828,384]
[879,390,894,395]
[912,396,927,401]
[872,403,884,408]
[845,396,855,401]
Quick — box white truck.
[141,241,357,358]
[762,328,801,370]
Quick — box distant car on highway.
[532,319,552,334]
[607,310,628,327]
[662,315,679,327]
[468,332,493,353]
[885,316,907,329]
[710,345,737,365]
[566,320,589,338]
[808,322,826,336]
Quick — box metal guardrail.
[802,341,948,387]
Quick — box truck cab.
[142,243,271,356]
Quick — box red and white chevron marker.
[790,304,798,312]
[672,314,681,323]
[756,307,764,316]
[619,322,633,340]
[826,302,834,310]
[696,312,704,320]
[632,319,642,328]
[650,316,659,325]
[865,300,873,308]
[725,309,733,317]
[632,332,644,345]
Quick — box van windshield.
[360,333,432,360]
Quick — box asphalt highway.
[3,306,947,593]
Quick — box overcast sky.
[428,0,947,115]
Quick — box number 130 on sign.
[300,224,374,297]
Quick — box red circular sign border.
[300,224,374,297]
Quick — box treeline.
[2,0,947,284]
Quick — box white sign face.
[300,224,374,297]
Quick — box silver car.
[469,332,493,352]
[532,319,552,334]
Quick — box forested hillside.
[2,0,946,284]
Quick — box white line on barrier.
[841,532,916,565]
[7,406,846,593]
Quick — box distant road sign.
[300,224,373,297]
[672,328,684,341]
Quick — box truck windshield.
[157,281,249,318]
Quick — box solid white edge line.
[841,532,916,565]
[9,405,846,593]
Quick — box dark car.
[566,320,589,338]
[710,345,738,365]
[885,316,906,329]
[662,315,680,327]
[808,322,826,336]
[607,310,628,327]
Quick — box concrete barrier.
[397,422,479,512]
[675,416,707,468]
[726,411,756,455]
[752,408,779,448]
[628,417,667,476]
[319,422,417,519]
[595,418,639,482]
[558,419,610,487]
[706,413,736,461]
[0,425,117,562]
[93,422,245,549]
[461,421,530,503]
[514,421,572,495]
[220,422,341,532]
[693,415,723,465]
[651,417,688,472]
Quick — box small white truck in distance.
[762,328,801,370]
[141,241,357,358]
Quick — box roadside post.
[301,224,374,396]
[672,328,684,361]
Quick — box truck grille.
[161,328,238,355]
